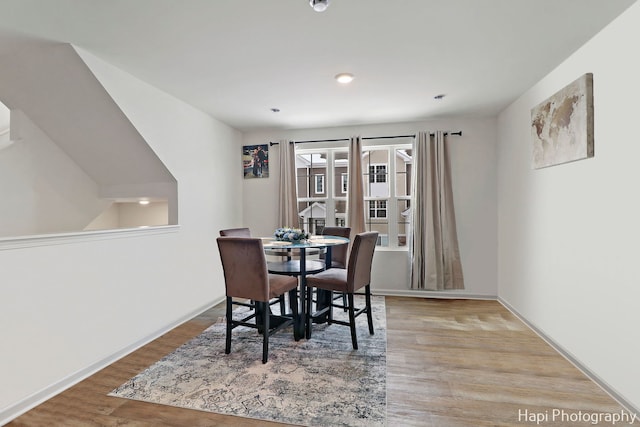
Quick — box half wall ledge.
[0,225,180,251]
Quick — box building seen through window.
[296,143,412,247]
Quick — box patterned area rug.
[110,295,387,427]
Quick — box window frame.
[296,141,412,248]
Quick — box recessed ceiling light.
[139,200,150,205]
[309,0,330,12]
[335,73,354,84]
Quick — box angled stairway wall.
[0,110,111,236]
[0,43,177,237]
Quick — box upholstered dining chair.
[217,237,299,363]
[219,227,251,237]
[319,226,351,310]
[219,227,288,314]
[319,226,351,268]
[305,231,378,350]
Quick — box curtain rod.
[269,131,462,146]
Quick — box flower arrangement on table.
[274,227,310,243]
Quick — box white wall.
[497,2,640,412]
[0,48,242,422]
[242,117,498,298]
[117,202,169,228]
[84,203,119,230]
[0,110,111,237]
[84,202,169,231]
[0,44,177,194]
[0,44,179,234]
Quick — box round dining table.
[262,235,350,340]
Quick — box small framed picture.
[242,144,269,179]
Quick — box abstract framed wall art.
[242,144,269,179]
[531,73,594,169]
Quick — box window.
[315,174,325,194]
[369,200,387,218]
[297,142,411,247]
[368,164,387,183]
[297,151,328,235]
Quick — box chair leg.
[347,293,358,350]
[225,296,232,354]
[279,294,286,315]
[261,301,269,364]
[327,290,334,324]
[306,285,313,339]
[289,288,301,341]
[365,284,374,335]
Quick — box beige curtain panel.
[277,140,299,228]
[410,131,464,290]
[347,136,366,239]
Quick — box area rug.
[110,295,387,427]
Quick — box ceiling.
[0,0,636,132]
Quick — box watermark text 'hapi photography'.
[518,408,638,425]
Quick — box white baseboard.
[373,288,496,300]
[0,296,225,426]
[498,297,640,416]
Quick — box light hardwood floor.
[8,297,634,426]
